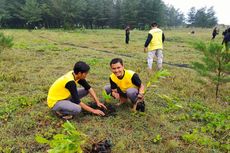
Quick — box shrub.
[0,32,13,53]
[35,121,87,153]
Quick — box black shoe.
[55,111,73,120]
[136,101,145,112]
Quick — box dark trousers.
[125,34,129,44]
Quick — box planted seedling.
[152,134,162,144]
[84,102,116,117]
[35,120,87,153]
[102,90,111,103]
[132,69,171,112]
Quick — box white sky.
[162,0,229,25]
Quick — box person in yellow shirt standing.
[104,58,145,109]
[47,61,106,119]
[144,22,165,71]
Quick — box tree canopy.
[187,6,218,28]
[0,0,218,29]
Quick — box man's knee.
[127,88,138,96]
[83,89,89,96]
[126,88,138,102]
[104,85,111,94]
[77,88,89,99]
[157,50,163,65]
[72,105,82,114]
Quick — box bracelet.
[138,92,144,95]
[138,93,144,96]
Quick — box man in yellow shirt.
[47,61,106,119]
[104,58,145,108]
[144,22,165,71]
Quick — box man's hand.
[97,102,107,110]
[93,109,105,116]
[144,47,147,53]
[137,93,144,101]
[112,91,120,100]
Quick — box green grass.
[0,28,229,153]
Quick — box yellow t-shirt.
[47,71,78,108]
[110,70,138,93]
[148,28,163,51]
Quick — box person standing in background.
[144,22,165,71]
[125,25,130,44]
[222,28,230,50]
[212,27,218,40]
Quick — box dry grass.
[0,28,229,152]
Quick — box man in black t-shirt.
[104,58,145,108]
[125,25,130,44]
[47,61,106,119]
[212,27,218,40]
[222,28,230,50]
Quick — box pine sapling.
[192,41,230,100]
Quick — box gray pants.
[147,49,163,70]
[52,88,88,115]
[104,85,138,103]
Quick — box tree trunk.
[215,77,220,99]
[216,58,221,99]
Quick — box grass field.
[0,28,229,153]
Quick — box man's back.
[148,28,163,50]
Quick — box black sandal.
[55,111,73,120]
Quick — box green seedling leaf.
[35,135,49,144]
[152,134,162,144]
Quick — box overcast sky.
[162,0,229,25]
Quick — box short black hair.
[110,58,123,66]
[151,22,158,27]
[73,61,90,74]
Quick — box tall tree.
[110,0,122,28]
[61,0,80,29]
[187,7,196,26]
[165,5,184,27]
[38,0,53,28]
[120,0,139,27]
[2,0,25,28]
[136,0,152,28]
[48,0,81,29]
[206,6,218,27]
[194,7,207,27]
[80,0,97,28]
[187,6,218,28]
[93,0,113,28]
[149,0,166,26]
[20,0,42,28]
[0,0,6,27]
[0,0,188,28]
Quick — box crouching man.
[47,61,106,119]
[104,58,145,111]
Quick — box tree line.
[0,0,218,29]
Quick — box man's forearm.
[139,84,145,94]
[80,102,95,113]
[144,34,152,47]
[88,88,100,103]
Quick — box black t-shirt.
[65,79,91,104]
